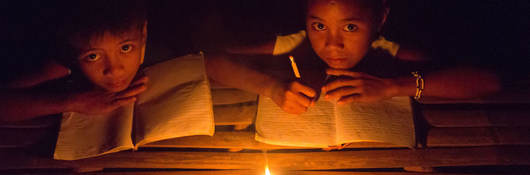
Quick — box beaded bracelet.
[411,71,424,100]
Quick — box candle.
[263,149,272,175]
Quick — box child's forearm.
[393,67,501,99]
[225,39,276,55]
[0,90,69,122]
[205,53,284,98]
[6,61,70,88]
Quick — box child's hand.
[322,69,398,104]
[41,60,71,81]
[66,76,148,114]
[271,81,317,114]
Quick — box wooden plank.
[0,127,56,148]
[150,127,530,150]
[420,88,530,104]
[86,170,491,175]
[145,130,400,149]
[8,170,494,175]
[0,115,58,129]
[2,146,529,170]
[427,127,530,147]
[0,172,77,175]
[214,103,256,126]
[486,110,530,127]
[423,109,489,127]
[211,88,257,105]
[495,128,530,145]
[423,109,530,127]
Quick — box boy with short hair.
[0,0,149,122]
[206,0,501,114]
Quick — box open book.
[54,54,214,160]
[255,95,415,148]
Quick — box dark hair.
[54,0,147,66]
[305,0,389,24]
[359,0,389,25]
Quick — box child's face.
[74,25,146,92]
[306,0,379,69]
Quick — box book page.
[134,54,214,148]
[54,104,134,160]
[335,96,415,147]
[255,94,337,147]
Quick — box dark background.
[2,0,529,85]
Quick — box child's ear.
[378,7,390,32]
[142,20,148,42]
[140,20,148,64]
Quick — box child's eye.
[85,53,100,62]
[120,44,133,53]
[343,24,359,32]
[311,22,327,31]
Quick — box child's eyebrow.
[309,15,324,21]
[341,17,363,22]
[309,15,363,23]
[79,48,98,54]
[118,38,140,45]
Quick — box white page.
[335,96,415,147]
[134,54,214,147]
[54,104,134,160]
[255,94,336,147]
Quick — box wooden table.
[1,89,529,174]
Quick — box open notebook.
[255,95,415,148]
[54,54,214,160]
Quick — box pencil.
[289,56,301,79]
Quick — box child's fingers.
[325,87,361,100]
[115,84,147,98]
[322,79,362,94]
[290,81,316,98]
[111,96,137,107]
[130,76,149,86]
[282,100,308,114]
[337,94,362,105]
[285,90,312,107]
[42,60,71,80]
[326,69,363,78]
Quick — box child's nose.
[103,56,125,77]
[325,31,344,49]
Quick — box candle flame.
[265,164,271,175]
[263,149,272,175]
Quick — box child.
[0,0,149,122]
[206,0,501,114]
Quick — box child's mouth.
[107,79,129,90]
[327,58,347,65]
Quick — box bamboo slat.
[423,109,530,127]
[145,131,399,149]
[213,103,257,126]
[85,170,502,175]
[211,88,258,105]
[0,127,56,148]
[2,146,529,170]
[427,127,530,147]
[420,89,530,104]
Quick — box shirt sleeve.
[371,36,400,57]
[272,30,307,56]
